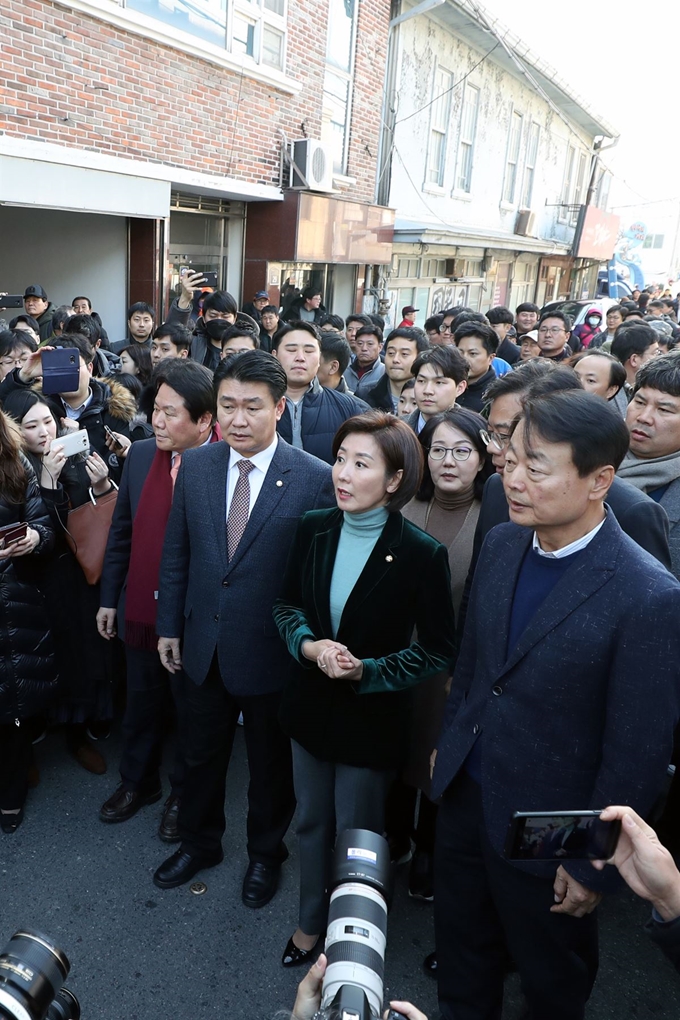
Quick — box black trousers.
[386,775,438,852]
[119,646,188,795]
[0,722,33,810]
[178,656,295,862]
[434,772,599,1020]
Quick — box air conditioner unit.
[515,209,536,236]
[444,258,466,279]
[289,139,335,193]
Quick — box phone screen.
[506,812,621,861]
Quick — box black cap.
[23,284,48,300]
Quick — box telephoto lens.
[0,931,80,1020]
[320,829,391,1020]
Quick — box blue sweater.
[329,507,389,637]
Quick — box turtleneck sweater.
[329,506,389,638]
[424,485,476,549]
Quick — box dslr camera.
[313,829,401,1020]
[0,931,80,1020]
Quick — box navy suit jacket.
[156,437,335,694]
[432,512,680,891]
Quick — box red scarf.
[124,430,219,650]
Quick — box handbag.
[65,483,119,585]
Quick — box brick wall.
[0,0,389,204]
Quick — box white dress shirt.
[225,434,279,518]
[532,511,607,559]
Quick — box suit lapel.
[208,443,230,569]
[311,510,343,638]
[489,526,532,677]
[338,513,404,634]
[225,440,291,574]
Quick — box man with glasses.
[344,325,386,396]
[0,329,37,382]
[432,308,461,347]
[536,311,573,362]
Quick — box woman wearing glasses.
[390,408,492,919]
[273,410,456,966]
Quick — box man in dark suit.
[97,361,217,839]
[153,351,335,904]
[432,390,680,1020]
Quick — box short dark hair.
[412,345,469,385]
[9,314,40,333]
[153,322,192,351]
[400,378,415,393]
[271,320,321,352]
[154,358,215,423]
[319,313,345,332]
[64,313,101,345]
[519,391,630,476]
[384,326,430,353]
[369,314,385,332]
[213,349,287,404]
[516,302,540,315]
[611,323,658,366]
[486,306,514,326]
[118,343,153,384]
[355,325,383,345]
[606,304,624,318]
[54,334,95,366]
[538,310,572,332]
[452,311,490,332]
[633,351,680,398]
[570,350,627,394]
[261,305,280,318]
[331,410,423,512]
[302,286,322,301]
[522,366,583,401]
[320,333,352,375]
[0,329,37,358]
[72,296,92,310]
[417,408,493,501]
[623,307,644,320]
[127,301,155,320]
[203,290,238,316]
[483,358,559,404]
[116,372,143,401]
[648,300,665,312]
[454,321,498,356]
[51,305,73,332]
[424,314,444,333]
[218,325,260,349]
[345,313,373,329]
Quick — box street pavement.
[1,725,679,1020]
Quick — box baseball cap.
[520,329,540,344]
[402,305,419,314]
[254,290,269,300]
[23,284,48,300]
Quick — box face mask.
[587,317,600,326]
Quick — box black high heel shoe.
[1,808,24,834]
[281,934,322,967]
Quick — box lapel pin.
[276,480,283,487]
[385,554,393,562]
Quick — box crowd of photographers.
[1,276,680,1019]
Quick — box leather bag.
[65,483,118,585]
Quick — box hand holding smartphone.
[505,810,621,862]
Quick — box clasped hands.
[302,638,363,682]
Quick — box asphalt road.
[1,726,679,1020]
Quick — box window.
[571,151,588,225]
[503,110,523,204]
[124,0,287,68]
[521,122,540,208]
[559,144,589,224]
[423,258,448,277]
[454,84,479,192]
[643,234,665,249]
[426,67,453,187]
[321,0,358,174]
[397,258,420,278]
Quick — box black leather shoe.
[423,951,437,977]
[1,809,24,834]
[282,934,322,967]
[408,850,434,901]
[158,795,181,843]
[242,861,282,908]
[99,784,162,823]
[153,849,223,889]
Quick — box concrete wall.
[0,208,128,340]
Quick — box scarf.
[617,449,680,493]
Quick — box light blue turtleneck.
[329,506,389,638]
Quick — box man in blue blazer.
[432,390,680,1020]
[153,351,335,905]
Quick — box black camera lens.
[0,931,71,1020]
[46,988,80,1020]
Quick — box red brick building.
[0,0,393,337]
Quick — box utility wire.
[395,40,500,125]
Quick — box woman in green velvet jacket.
[273,410,456,966]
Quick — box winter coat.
[35,303,56,342]
[0,455,58,723]
[276,382,370,465]
[282,297,326,324]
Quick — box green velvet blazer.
[274,507,456,770]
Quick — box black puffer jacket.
[0,456,58,724]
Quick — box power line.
[395,40,500,125]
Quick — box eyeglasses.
[479,428,512,452]
[438,323,453,334]
[537,326,566,336]
[428,445,473,461]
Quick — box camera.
[314,829,393,1020]
[0,930,80,1020]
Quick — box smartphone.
[104,424,124,450]
[50,429,90,458]
[0,294,24,309]
[505,810,621,861]
[201,271,218,289]
[41,348,80,395]
[0,522,28,548]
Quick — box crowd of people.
[1,275,680,1019]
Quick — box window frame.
[453,82,480,194]
[502,108,524,205]
[425,65,453,189]
[321,0,359,176]
[521,121,540,208]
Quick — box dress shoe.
[388,834,413,865]
[408,850,434,901]
[87,720,111,741]
[158,795,181,843]
[242,861,282,908]
[1,809,24,834]
[153,848,223,889]
[423,951,437,977]
[99,784,162,823]
[282,934,322,967]
[69,739,107,775]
